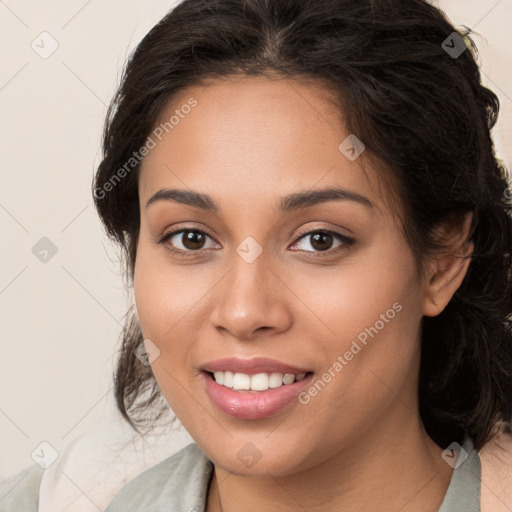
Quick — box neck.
[206,413,453,512]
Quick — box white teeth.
[223,371,234,388]
[250,373,269,391]
[211,371,308,391]
[282,373,295,385]
[268,372,284,388]
[232,372,251,390]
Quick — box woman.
[2,0,511,510]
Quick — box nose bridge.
[224,248,272,317]
[210,245,291,338]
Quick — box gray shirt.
[0,437,480,511]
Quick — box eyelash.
[156,226,355,259]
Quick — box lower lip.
[202,371,314,420]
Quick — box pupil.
[311,232,332,251]
[183,231,204,250]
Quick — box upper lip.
[201,357,312,375]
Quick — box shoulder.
[105,442,214,512]
[480,425,512,511]
[0,464,44,511]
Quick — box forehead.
[138,76,392,218]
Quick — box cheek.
[133,241,194,349]
[132,244,202,417]
[133,237,221,375]
[298,238,422,392]
[303,241,419,342]
[134,226,187,311]
[331,261,421,403]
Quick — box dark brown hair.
[92,0,512,451]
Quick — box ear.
[423,212,474,317]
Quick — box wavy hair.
[92,0,512,450]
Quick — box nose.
[209,253,293,341]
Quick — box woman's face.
[134,76,427,476]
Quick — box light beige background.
[0,0,511,508]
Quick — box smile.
[210,370,308,391]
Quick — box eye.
[290,229,354,256]
[156,227,354,258]
[158,228,218,255]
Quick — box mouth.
[203,370,314,392]
[201,369,315,420]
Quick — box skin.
[133,75,473,512]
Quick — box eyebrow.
[145,186,373,213]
